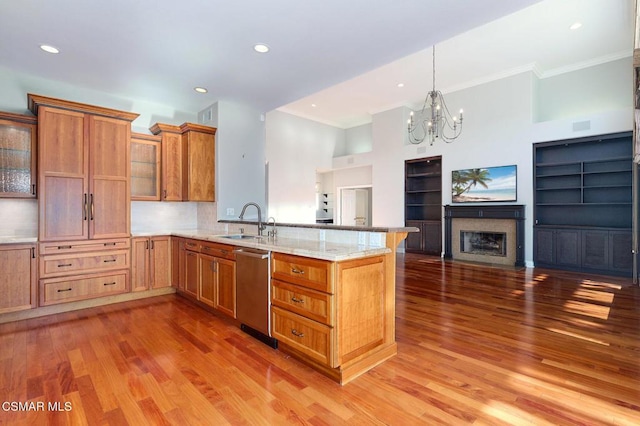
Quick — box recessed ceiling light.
[569,22,582,30]
[254,43,270,53]
[311,103,317,108]
[194,87,208,93]
[397,83,405,88]
[40,44,59,54]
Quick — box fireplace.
[461,231,506,256]
[444,205,525,267]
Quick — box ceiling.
[0,0,633,128]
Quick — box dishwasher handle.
[233,248,270,259]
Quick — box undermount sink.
[219,234,262,240]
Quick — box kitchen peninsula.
[171,221,413,385]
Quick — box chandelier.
[407,45,464,145]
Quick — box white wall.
[535,57,632,122]
[266,110,346,223]
[344,123,373,154]
[202,101,266,221]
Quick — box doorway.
[338,186,372,226]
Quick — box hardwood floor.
[1,253,639,425]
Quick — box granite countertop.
[218,219,417,233]
[169,230,390,261]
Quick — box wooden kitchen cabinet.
[149,123,182,201]
[198,253,217,307]
[271,252,387,373]
[38,238,131,306]
[198,241,236,317]
[180,123,216,201]
[0,112,37,198]
[131,236,171,292]
[150,122,216,202]
[184,242,199,299]
[0,243,37,314]
[29,94,138,242]
[177,239,236,318]
[171,237,185,290]
[131,132,161,200]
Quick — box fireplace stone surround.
[444,205,525,267]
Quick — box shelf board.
[406,189,441,194]
[536,172,581,178]
[536,187,580,191]
[406,172,441,178]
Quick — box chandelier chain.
[407,44,464,145]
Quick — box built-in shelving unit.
[533,132,633,276]
[405,156,442,255]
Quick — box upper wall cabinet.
[0,111,37,198]
[150,123,183,201]
[180,123,216,202]
[131,132,161,201]
[28,94,139,241]
[150,122,216,202]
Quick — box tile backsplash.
[0,199,37,237]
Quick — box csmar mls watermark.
[2,401,72,412]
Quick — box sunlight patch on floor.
[580,279,622,290]
[480,399,548,425]
[545,327,610,346]
[562,300,611,320]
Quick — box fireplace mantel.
[444,205,525,267]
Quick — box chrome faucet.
[267,217,277,238]
[239,202,265,236]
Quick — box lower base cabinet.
[38,238,131,306]
[181,239,236,318]
[131,236,171,291]
[405,220,441,255]
[40,271,129,306]
[0,243,37,314]
[271,252,392,381]
[534,227,632,276]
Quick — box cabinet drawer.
[271,306,335,367]
[39,238,130,255]
[200,241,235,260]
[40,271,129,306]
[271,253,334,293]
[40,249,130,278]
[272,279,333,325]
[184,239,200,252]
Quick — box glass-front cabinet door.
[131,132,161,201]
[0,112,37,198]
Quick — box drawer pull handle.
[103,282,117,286]
[291,329,305,338]
[57,288,72,293]
[104,242,116,246]
[291,268,305,275]
[58,263,72,267]
[57,245,72,250]
[291,297,304,304]
[103,259,117,263]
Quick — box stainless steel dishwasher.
[233,247,278,348]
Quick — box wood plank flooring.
[1,254,639,425]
